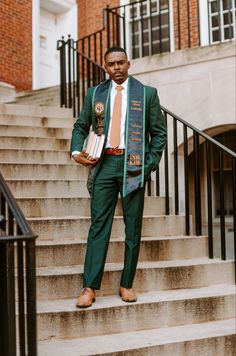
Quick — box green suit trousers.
[83,153,146,289]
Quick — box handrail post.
[164,111,169,215]
[206,141,213,258]
[193,132,202,235]
[106,6,111,50]
[218,150,226,259]
[183,125,190,235]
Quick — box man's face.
[104,51,130,84]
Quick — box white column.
[199,0,210,46]
[32,0,40,89]
[169,0,175,52]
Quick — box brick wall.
[173,0,200,49]
[77,0,119,64]
[0,0,32,91]
[78,0,119,38]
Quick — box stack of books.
[84,131,105,159]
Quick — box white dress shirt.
[105,78,128,149]
[72,78,128,157]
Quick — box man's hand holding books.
[73,151,99,167]
[73,130,105,167]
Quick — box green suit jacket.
[70,76,166,189]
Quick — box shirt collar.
[111,77,129,92]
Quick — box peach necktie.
[110,85,124,148]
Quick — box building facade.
[0,0,235,252]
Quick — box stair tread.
[0,104,72,118]
[0,148,69,153]
[36,258,232,276]
[28,214,182,221]
[0,162,77,166]
[6,178,85,182]
[38,318,236,355]
[0,135,69,140]
[35,235,207,246]
[37,285,235,314]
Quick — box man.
[70,47,166,308]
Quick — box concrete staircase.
[4,86,61,107]
[0,103,235,355]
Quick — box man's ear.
[128,61,131,69]
[104,64,108,73]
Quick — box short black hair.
[104,47,128,60]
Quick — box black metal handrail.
[57,36,106,116]
[0,171,37,356]
[160,106,236,266]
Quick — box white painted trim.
[199,0,210,46]
[32,0,40,89]
[169,0,175,52]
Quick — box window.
[128,0,170,58]
[208,0,236,43]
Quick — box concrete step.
[18,196,167,217]
[0,124,71,139]
[37,285,235,341]
[36,259,234,300]
[0,103,72,118]
[35,235,207,267]
[0,136,70,150]
[29,215,187,240]
[0,114,74,128]
[0,149,71,164]
[36,236,208,268]
[0,163,88,180]
[38,318,236,356]
[6,87,61,107]
[10,96,60,107]
[7,180,89,198]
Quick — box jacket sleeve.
[147,88,167,169]
[70,88,93,154]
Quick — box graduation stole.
[92,76,145,196]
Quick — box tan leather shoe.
[119,287,137,302]
[76,287,96,308]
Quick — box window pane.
[153,42,160,54]
[152,15,160,27]
[160,0,168,10]
[142,18,149,30]
[151,0,157,13]
[141,3,148,16]
[211,1,218,13]
[132,33,139,46]
[133,21,139,32]
[152,28,160,41]
[143,44,150,56]
[143,31,150,43]
[161,13,169,25]
[161,40,170,52]
[224,27,231,39]
[222,0,230,10]
[223,12,233,25]
[130,5,137,19]
[133,47,140,58]
[161,27,169,38]
[212,15,219,27]
[212,30,220,41]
